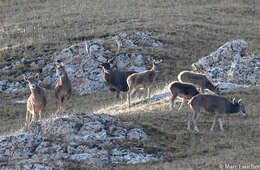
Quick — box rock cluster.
[192,40,260,89]
[0,32,162,95]
[0,112,158,169]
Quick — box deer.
[177,70,219,94]
[86,38,136,99]
[127,59,162,107]
[168,81,199,112]
[24,73,47,126]
[188,94,247,132]
[54,61,72,113]
[97,61,136,98]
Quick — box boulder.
[0,112,159,169]
[0,32,162,95]
[192,40,260,89]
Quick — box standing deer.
[127,59,162,107]
[87,38,135,99]
[188,94,247,132]
[97,61,136,98]
[24,74,47,126]
[54,61,72,113]
[178,70,219,94]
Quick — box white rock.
[15,99,27,104]
[0,112,158,168]
[192,40,260,88]
[2,32,161,95]
[127,128,147,141]
[110,148,158,164]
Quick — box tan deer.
[188,94,247,132]
[24,74,47,126]
[178,70,219,94]
[54,61,72,113]
[127,59,162,107]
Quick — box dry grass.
[1,0,260,169]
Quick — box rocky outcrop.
[0,32,162,95]
[0,112,159,169]
[192,40,260,89]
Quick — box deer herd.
[23,39,247,133]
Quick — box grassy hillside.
[0,0,260,169]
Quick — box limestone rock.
[0,112,159,169]
[1,32,162,95]
[127,128,148,141]
[192,40,260,89]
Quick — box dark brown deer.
[97,62,136,98]
[168,81,199,112]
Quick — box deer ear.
[60,62,64,67]
[34,73,40,79]
[55,61,60,67]
[238,99,242,104]
[232,97,236,104]
[23,75,29,82]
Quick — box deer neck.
[31,86,44,100]
[151,63,160,73]
[59,72,69,83]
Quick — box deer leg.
[211,114,218,131]
[39,107,43,120]
[127,91,131,108]
[116,88,120,99]
[25,110,30,125]
[130,88,136,96]
[28,111,32,125]
[218,117,224,131]
[55,99,60,114]
[61,101,65,112]
[178,98,185,112]
[147,87,150,100]
[191,112,200,132]
[30,101,36,122]
[187,112,192,131]
[169,94,177,112]
[194,112,200,132]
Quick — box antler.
[115,36,122,55]
[85,41,91,57]
[23,75,29,82]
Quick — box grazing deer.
[178,70,219,94]
[127,59,162,107]
[24,74,47,126]
[188,94,247,132]
[54,61,72,113]
[168,81,199,112]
